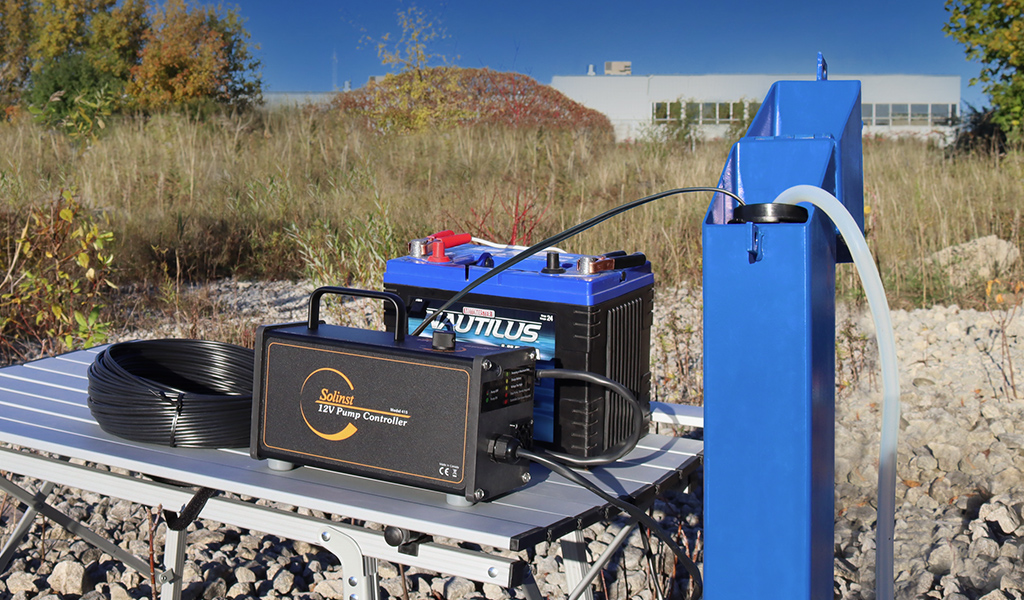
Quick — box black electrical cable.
[534,369,643,467]
[492,367,695,596]
[516,447,703,600]
[641,521,667,600]
[163,486,217,530]
[87,339,254,448]
[425,186,735,593]
[514,337,696,594]
[410,186,743,337]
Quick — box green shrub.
[1,189,116,356]
[27,52,120,140]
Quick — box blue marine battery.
[383,243,654,457]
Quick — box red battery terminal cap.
[425,232,472,262]
[427,239,452,262]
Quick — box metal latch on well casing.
[747,222,763,262]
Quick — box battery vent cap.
[541,251,566,274]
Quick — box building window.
[709,102,747,123]
[911,104,930,126]
[686,102,699,123]
[653,102,668,122]
[864,103,958,127]
[670,101,682,121]
[653,101,684,124]
[891,104,910,126]
[656,100,960,130]
[655,101,725,125]
[874,104,890,126]
[701,103,716,123]
[747,101,761,122]
[931,104,958,126]
[652,99,760,127]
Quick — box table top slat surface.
[0,348,701,549]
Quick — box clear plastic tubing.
[773,184,899,600]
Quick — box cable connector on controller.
[488,434,523,464]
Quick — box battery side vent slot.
[606,297,645,446]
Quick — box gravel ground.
[834,301,1024,600]
[1,280,1022,600]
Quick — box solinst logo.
[300,368,359,441]
[299,367,411,441]
[319,388,355,405]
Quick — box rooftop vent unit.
[604,61,631,75]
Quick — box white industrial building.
[551,65,961,143]
[262,91,336,108]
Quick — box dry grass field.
[1,108,1022,355]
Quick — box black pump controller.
[251,287,536,503]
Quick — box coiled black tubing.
[87,339,254,448]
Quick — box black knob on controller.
[432,329,455,351]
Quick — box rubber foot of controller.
[267,459,297,471]
[446,494,475,507]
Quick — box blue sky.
[236,0,987,109]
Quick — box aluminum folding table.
[0,347,702,599]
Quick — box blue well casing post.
[702,64,863,599]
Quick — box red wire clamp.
[421,230,473,260]
[409,231,472,258]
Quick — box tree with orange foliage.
[127,0,260,112]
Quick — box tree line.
[0,0,260,126]
[945,0,1024,147]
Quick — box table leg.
[0,481,54,572]
[0,475,153,576]
[565,519,639,600]
[520,564,544,600]
[318,525,380,600]
[560,529,594,600]
[160,527,187,600]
